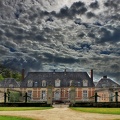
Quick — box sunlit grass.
[71,107,120,115]
[0,116,33,120]
[0,107,52,111]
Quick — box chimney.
[91,69,93,81]
[103,75,107,79]
[64,68,66,75]
[22,69,25,81]
[53,69,55,74]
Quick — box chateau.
[0,69,120,103]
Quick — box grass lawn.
[0,107,52,111]
[0,116,33,120]
[71,107,120,115]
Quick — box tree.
[0,64,22,81]
[2,69,12,78]
[0,74,4,81]
[12,72,22,81]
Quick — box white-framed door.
[54,90,61,100]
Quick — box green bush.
[9,91,21,102]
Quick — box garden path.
[0,108,120,120]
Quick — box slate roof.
[20,71,95,88]
[96,76,120,88]
[0,78,20,88]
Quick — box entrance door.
[54,90,60,100]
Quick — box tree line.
[0,64,22,81]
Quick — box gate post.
[47,86,53,105]
[25,92,28,103]
[4,92,6,103]
[70,86,76,105]
[115,92,118,103]
[95,92,98,103]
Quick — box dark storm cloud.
[111,14,120,21]
[86,11,96,18]
[78,32,85,38]
[89,1,99,9]
[0,28,4,35]
[55,56,79,64]
[3,57,42,71]
[45,16,54,22]
[56,6,70,18]
[0,45,10,55]
[1,22,49,42]
[35,34,47,41]
[104,0,120,9]
[74,18,81,25]
[53,1,87,19]
[43,52,79,64]
[87,32,96,38]
[97,26,120,43]
[0,0,120,82]
[70,1,87,14]
[110,64,120,72]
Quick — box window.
[9,84,14,88]
[78,81,81,86]
[102,84,106,88]
[55,79,60,87]
[112,84,117,88]
[102,94,103,100]
[104,94,106,100]
[27,80,33,87]
[109,93,113,102]
[41,90,46,100]
[70,80,73,86]
[34,81,38,87]
[42,80,46,87]
[28,90,32,101]
[54,90,60,100]
[82,90,88,100]
[83,80,88,86]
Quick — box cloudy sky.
[0,0,120,82]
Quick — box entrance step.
[52,104,69,108]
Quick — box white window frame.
[55,79,60,87]
[28,90,32,101]
[102,84,106,88]
[34,81,38,87]
[41,90,46,100]
[70,80,73,86]
[42,80,46,87]
[82,90,88,101]
[83,80,88,87]
[27,80,33,87]
[9,84,14,88]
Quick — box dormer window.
[27,80,33,87]
[34,81,38,87]
[9,84,14,88]
[102,84,106,88]
[55,79,60,87]
[78,81,81,86]
[83,80,88,87]
[42,80,46,87]
[70,80,73,86]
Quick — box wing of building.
[95,76,120,102]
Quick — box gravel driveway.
[0,108,120,120]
